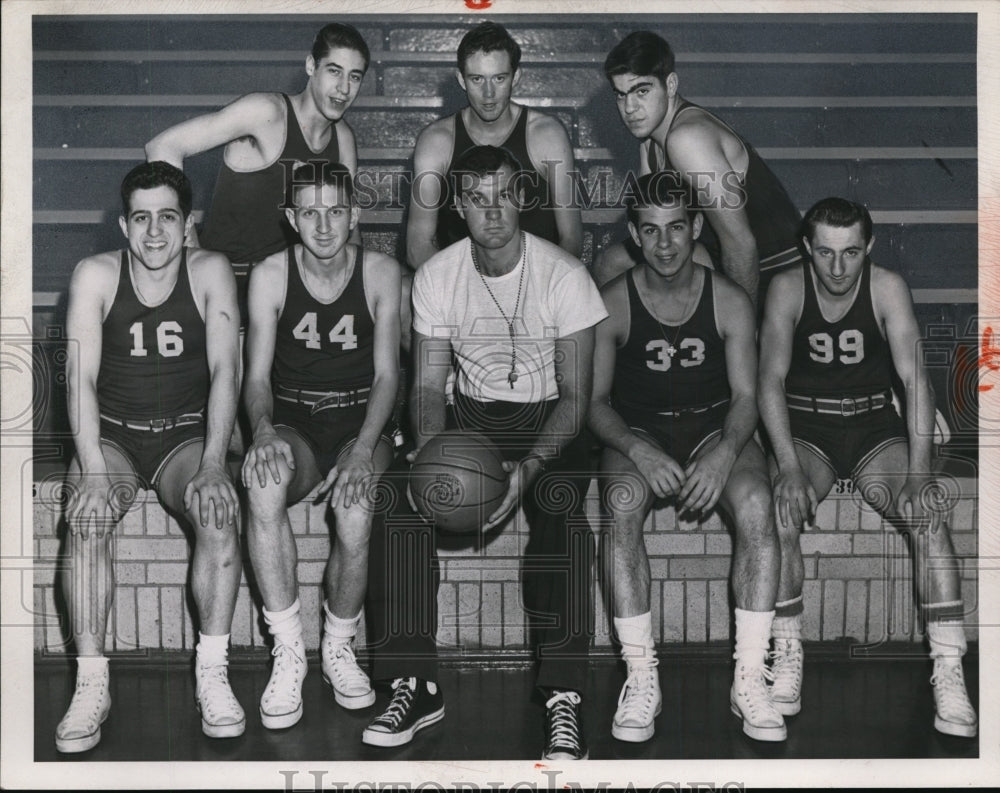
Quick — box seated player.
[405,21,582,268]
[363,145,606,760]
[57,162,243,752]
[597,31,803,305]
[241,162,401,728]
[589,172,785,743]
[758,197,977,737]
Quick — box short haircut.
[290,161,355,206]
[311,22,370,72]
[120,161,192,219]
[801,197,873,245]
[457,21,522,74]
[604,30,675,84]
[626,171,696,226]
[451,145,523,199]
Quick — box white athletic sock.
[733,608,774,665]
[263,598,304,660]
[772,613,803,641]
[196,632,230,667]
[927,620,967,660]
[614,612,656,669]
[323,601,360,646]
[77,655,109,677]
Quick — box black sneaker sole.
[361,705,445,747]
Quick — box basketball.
[409,431,508,533]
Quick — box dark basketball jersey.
[612,267,730,414]
[97,249,209,420]
[648,100,803,273]
[786,262,893,398]
[201,94,342,264]
[436,106,559,249]
[272,245,375,391]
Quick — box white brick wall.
[32,477,979,653]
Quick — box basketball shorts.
[616,402,729,466]
[788,403,907,480]
[100,418,205,488]
[273,400,396,477]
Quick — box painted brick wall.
[33,473,979,654]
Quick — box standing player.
[590,172,785,743]
[241,163,401,728]
[405,21,582,268]
[363,146,606,760]
[57,162,243,752]
[597,31,803,305]
[758,197,977,737]
[145,23,370,312]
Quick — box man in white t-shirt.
[362,145,607,761]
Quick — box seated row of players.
[57,157,977,760]
[56,19,977,758]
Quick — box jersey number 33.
[292,312,359,350]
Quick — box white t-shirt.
[412,233,608,403]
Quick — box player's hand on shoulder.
[184,462,239,530]
[679,443,736,515]
[318,445,376,509]
[242,429,296,489]
[627,439,685,499]
[68,472,120,539]
[773,464,817,530]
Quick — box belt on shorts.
[655,398,730,418]
[100,410,204,432]
[786,390,891,417]
[274,384,371,414]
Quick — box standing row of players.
[55,22,977,759]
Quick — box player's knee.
[332,502,374,547]
[245,465,294,509]
[732,480,775,535]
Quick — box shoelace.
[264,644,303,701]
[59,674,109,732]
[375,678,417,729]
[198,664,241,718]
[324,643,369,689]
[736,663,777,719]
[769,640,803,694]
[545,690,583,749]
[617,666,659,722]
[930,663,976,721]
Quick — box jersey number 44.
[292,312,359,350]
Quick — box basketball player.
[405,21,582,268]
[56,162,242,752]
[758,197,977,737]
[363,145,606,760]
[144,23,370,313]
[590,172,784,743]
[597,31,803,305]
[241,163,401,728]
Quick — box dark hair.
[801,197,873,245]
[121,161,192,219]
[457,22,522,74]
[451,145,523,201]
[625,171,696,226]
[289,161,355,205]
[311,22,370,72]
[604,30,674,84]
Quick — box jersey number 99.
[809,329,864,364]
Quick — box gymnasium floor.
[34,644,978,763]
